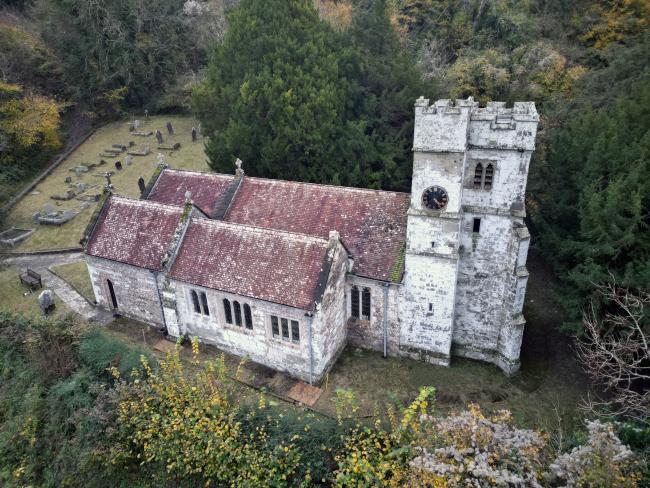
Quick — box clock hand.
[433,198,441,206]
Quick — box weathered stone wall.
[346,276,401,356]
[168,278,315,381]
[86,255,164,325]
[310,240,349,380]
[162,239,350,384]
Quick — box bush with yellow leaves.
[109,341,305,487]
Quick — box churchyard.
[2,115,209,252]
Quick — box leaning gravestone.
[38,289,55,315]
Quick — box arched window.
[190,290,201,314]
[223,298,232,324]
[361,287,371,320]
[473,162,483,189]
[243,303,253,330]
[350,286,360,318]
[233,301,242,326]
[484,163,494,190]
[200,292,210,316]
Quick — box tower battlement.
[413,97,539,152]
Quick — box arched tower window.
[484,163,494,190]
[223,298,232,324]
[233,301,242,326]
[361,287,371,320]
[190,290,201,314]
[243,303,253,329]
[350,286,360,318]
[473,162,483,189]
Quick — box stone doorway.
[106,279,118,309]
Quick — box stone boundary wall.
[0,247,82,259]
[0,127,98,217]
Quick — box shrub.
[411,404,548,487]
[548,420,640,487]
[78,329,153,379]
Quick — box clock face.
[422,186,449,210]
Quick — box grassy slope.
[49,261,95,303]
[3,115,210,251]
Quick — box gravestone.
[38,290,55,315]
[74,167,82,178]
[99,159,107,166]
[65,176,72,184]
[125,155,133,166]
[43,203,57,216]
[191,127,197,142]
[134,119,142,130]
[138,177,146,194]
[166,122,174,135]
[155,130,163,144]
[115,161,122,171]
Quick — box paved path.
[2,251,113,324]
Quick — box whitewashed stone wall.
[398,97,538,374]
[86,255,164,326]
[346,276,401,356]
[161,239,349,384]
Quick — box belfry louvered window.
[473,162,483,189]
[473,162,495,190]
[484,164,494,190]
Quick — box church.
[82,97,539,383]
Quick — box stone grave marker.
[138,177,146,194]
[115,161,122,171]
[155,130,163,144]
[166,121,174,135]
[191,126,197,142]
[38,290,55,315]
[125,155,133,166]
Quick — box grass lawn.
[0,265,71,318]
[49,261,95,303]
[3,115,210,251]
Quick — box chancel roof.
[85,196,182,271]
[169,219,330,310]
[147,169,236,216]
[149,169,409,282]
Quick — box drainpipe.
[151,270,167,333]
[306,311,314,385]
[382,283,389,358]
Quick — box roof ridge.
[111,194,184,213]
[190,217,330,245]
[164,167,410,197]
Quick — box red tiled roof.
[169,219,329,310]
[226,178,409,281]
[148,169,235,216]
[147,169,410,282]
[85,196,182,270]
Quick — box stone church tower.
[400,97,539,374]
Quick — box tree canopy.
[194,0,431,191]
